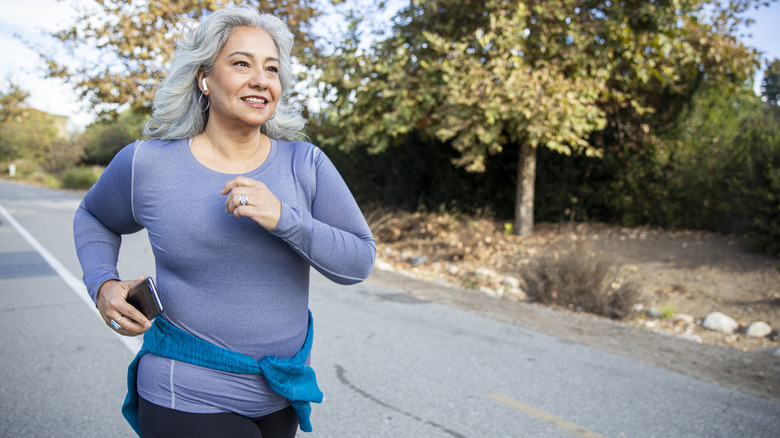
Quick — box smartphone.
[126,277,164,320]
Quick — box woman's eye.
[267,66,279,73]
[234,61,249,67]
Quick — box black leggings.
[138,396,298,438]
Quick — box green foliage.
[61,165,103,189]
[77,109,146,165]
[762,58,780,107]
[0,159,37,179]
[37,0,342,120]
[323,77,780,254]
[0,82,31,124]
[728,115,780,255]
[316,0,767,236]
[0,111,60,162]
[314,119,519,217]
[660,303,677,320]
[663,83,780,253]
[0,82,80,171]
[0,83,33,160]
[503,223,513,236]
[585,82,780,254]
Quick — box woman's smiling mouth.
[242,97,268,104]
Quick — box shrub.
[61,166,103,189]
[28,172,61,189]
[1,159,37,179]
[729,120,780,255]
[521,245,642,320]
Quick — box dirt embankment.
[367,212,780,402]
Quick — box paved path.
[1,179,778,437]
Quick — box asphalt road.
[1,178,778,437]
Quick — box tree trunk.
[514,141,537,236]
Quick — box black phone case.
[126,277,163,320]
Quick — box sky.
[1,0,779,132]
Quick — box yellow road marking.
[488,393,607,438]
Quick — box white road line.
[0,202,142,353]
[489,393,607,438]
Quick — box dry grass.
[521,245,642,320]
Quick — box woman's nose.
[249,70,269,88]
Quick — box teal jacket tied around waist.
[122,311,322,435]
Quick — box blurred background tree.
[763,58,780,113]
[0,81,78,174]
[0,83,32,161]
[37,0,346,120]
[76,109,146,165]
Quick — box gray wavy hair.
[143,6,305,141]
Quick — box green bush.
[28,172,61,189]
[732,129,780,255]
[0,159,38,179]
[660,85,780,253]
[61,166,103,189]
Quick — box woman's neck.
[191,124,271,174]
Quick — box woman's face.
[204,27,281,131]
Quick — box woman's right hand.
[96,277,153,336]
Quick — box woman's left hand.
[221,176,282,230]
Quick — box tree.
[76,109,147,165]
[0,82,31,124]
[36,0,345,119]
[421,3,608,236]
[316,0,769,235]
[762,58,780,107]
[0,82,30,159]
[1,81,81,171]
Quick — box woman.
[73,6,375,438]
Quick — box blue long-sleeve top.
[73,138,375,418]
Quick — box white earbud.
[201,78,208,93]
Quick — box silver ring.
[239,194,248,206]
[110,319,121,330]
[115,315,124,323]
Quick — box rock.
[646,308,663,319]
[501,276,521,289]
[474,268,498,279]
[446,265,459,276]
[374,259,394,271]
[506,288,527,301]
[479,286,501,297]
[701,312,739,334]
[743,321,772,338]
[408,255,428,266]
[671,313,695,324]
[677,333,703,343]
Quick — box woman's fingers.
[220,176,253,195]
[221,177,281,229]
[97,277,152,336]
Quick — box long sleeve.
[75,138,374,419]
[73,142,144,302]
[272,148,375,285]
